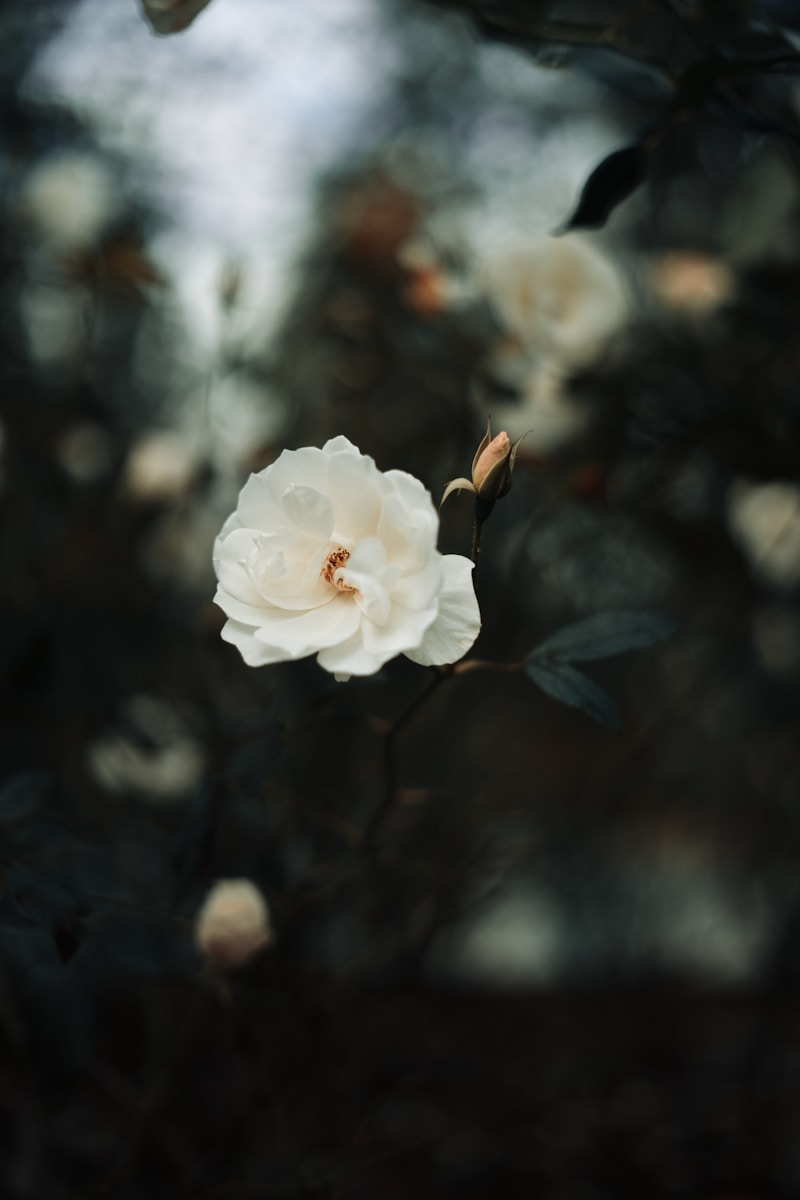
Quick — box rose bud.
[441,419,527,510]
[194,879,273,970]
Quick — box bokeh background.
[3,0,800,1195]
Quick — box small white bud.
[194,879,273,970]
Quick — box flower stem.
[470,520,482,565]
[471,496,495,568]
[363,666,452,851]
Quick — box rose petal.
[214,527,274,607]
[252,593,362,659]
[404,555,480,667]
[360,604,437,658]
[339,538,400,626]
[235,473,283,532]
[217,526,330,611]
[280,483,334,541]
[221,618,286,667]
[327,448,382,541]
[321,435,360,456]
[316,632,385,678]
[384,469,439,525]
[262,446,331,509]
[392,556,443,610]
[378,492,438,571]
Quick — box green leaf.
[532,612,680,663]
[524,658,621,731]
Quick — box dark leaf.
[532,612,680,663]
[87,909,200,977]
[524,658,621,731]
[0,772,50,824]
[560,143,651,231]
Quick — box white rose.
[481,233,628,369]
[213,437,480,680]
[194,879,272,970]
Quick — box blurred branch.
[363,666,453,851]
[477,10,679,84]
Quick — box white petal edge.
[403,555,480,667]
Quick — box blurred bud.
[441,419,526,509]
[650,251,734,315]
[123,432,197,504]
[727,478,800,589]
[56,422,112,484]
[21,152,116,250]
[139,0,212,35]
[195,879,273,969]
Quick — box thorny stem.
[471,496,494,568]
[470,519,483,566]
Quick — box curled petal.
[361,604,437,660]
[252,594,362,659]
[405,555,480,667]
[221,618,286,667]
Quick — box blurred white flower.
[87,694,206,802]
[21,151,116,249]
[213,436,480,680]
[194,879,272,970]
[123,431,198,503]
[727,479,800,589]
[482,233,628,370]
[88,734,205,802]
[479,233,628,450]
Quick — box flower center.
[321,546,355,591]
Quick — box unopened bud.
[194,878,273,970]
[441,419,527,510]
[472,429,512,498]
